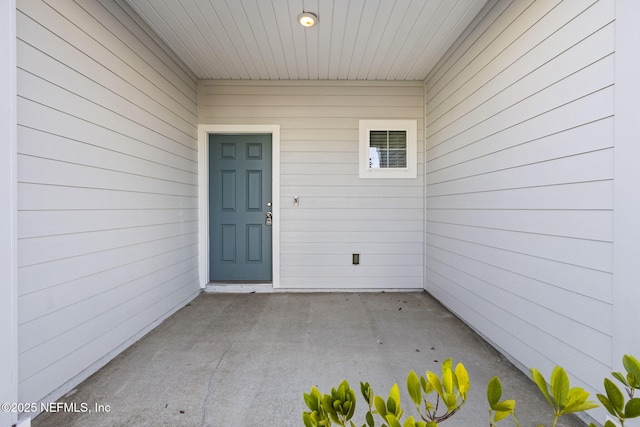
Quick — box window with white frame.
[359,120,417,178]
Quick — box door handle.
[265,211,272,226]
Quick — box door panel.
[247,225,262,261]
[209,134,272,281]
[221,171,236,209]
[247,170,262,210]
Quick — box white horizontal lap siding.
[16,0,199,408]
[424,0,614,415]
[199,80,424,289]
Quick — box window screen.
[369,130,407,169]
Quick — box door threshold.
[205,282,275,293]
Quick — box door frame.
[198,124,281,288]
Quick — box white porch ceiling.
[125,0,489,80]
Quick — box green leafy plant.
[373,383,405,427]
[326,380,358,426]
[303,356,640,426]
[303,359,468,427]
[486,376,517,427]
[405,359,469,425]
[360,382,376,427]
[529,366,599,427]
[303,386,331,427]
[597,354,640,427]
[303,380,358,427]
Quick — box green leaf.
[374,395,387,417]
[623,355,640,388]
[493,411,511,423]
[623,355,640,378]
[347,389,357,419]
[530,368,553,408]
[403,416,428,427]
[550,366,569,408]
[403,416,416,427]
[628,372,639,389]
[604,377,625,416]
[443,391,458,411]
[561,387,599,414]
[495,411,515,423]
[442,358,452,374]
[386,414,402,427]
[304,393,316,411]
[426,371,443,396]
[442,367,454,396]
[366,411,375,427]
[612,372,629,387]
[562,400,599,414]
[303,412,314,427]
[361,382,373,404]
[409,418,428,427]
[339,380,349,402]
[492,400,516,412]
[407,371,422,407]
[389,383,401,404]
[455,363,470,398]
[604,421,618,427]
[625,397,640,418]
[492,399,516,423]
[597,393,618,417]
[487,376,502,408]
[323,394,339,424]
[388,384,402,417]
[343,400,352,416]
[420,376,433,394]
[387,396,396,415]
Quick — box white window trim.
[359,119,417,178]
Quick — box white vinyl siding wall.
[1,1,18,426]
[424,0,614,409]
[16,0,200,406]
[199,80,424,289]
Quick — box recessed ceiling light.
[297,12,318,28]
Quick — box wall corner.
[1,0,19,425]
[612,0,640,367]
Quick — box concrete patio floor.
[32,291,587,427]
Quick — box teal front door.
[209,134,272,281]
